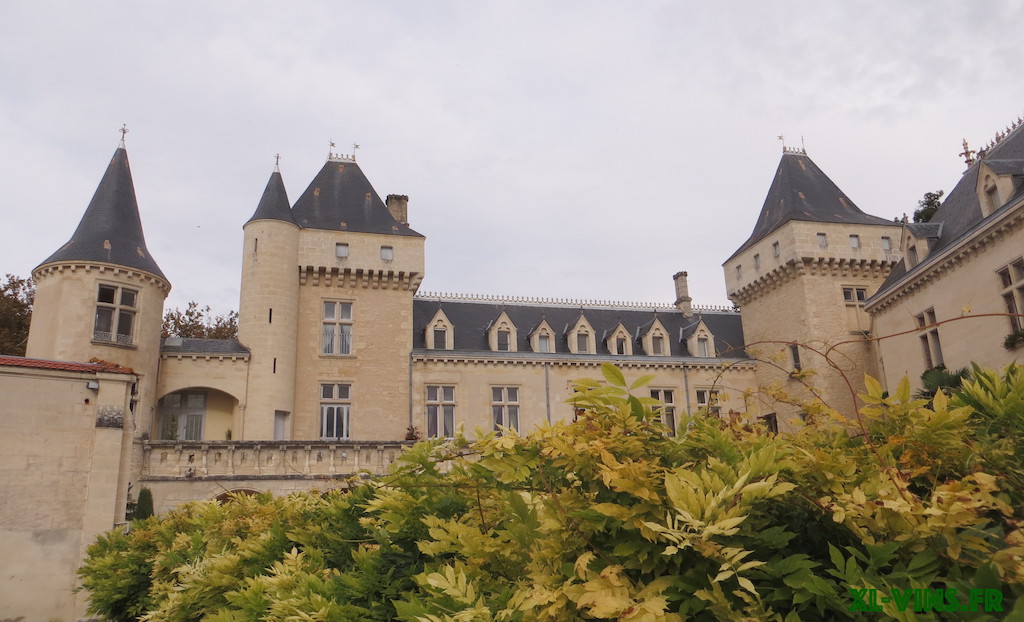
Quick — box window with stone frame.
[426,385,456,438]
[537,333,551,353]
[94,283,137,345]
[321,301,353,355]
[998,259,1024,333]
[696,388,721,416]
[491,386,520,432]
[320,383,351,439]
[576,331,591,354]
[650,388,677,436]
[915,308,943,369]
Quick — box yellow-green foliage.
[80,364,1024,621]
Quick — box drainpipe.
[683,365,693,416]
[544,363,552,424]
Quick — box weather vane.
[777,134,785,149]
[329,140,336,158]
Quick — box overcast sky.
[3,2,1024,315]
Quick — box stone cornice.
[33,261,172,294]
[160,353,250,362]
[411,351,754,371]
[866,202,1024,315]
[299,265,423,290]
[729,257,896,306]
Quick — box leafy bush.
[79,364,1024,621]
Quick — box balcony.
[141,439,412,481]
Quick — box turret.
[27,136,170,439]
[237,160,300,439]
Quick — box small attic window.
[753,254,761,270]
[772,241,780,257]
[335,243,349,259]
[380,246,394,261]
[849,234,860,249]
[881,236,892,251]
[817,233,828,248]
[736,265,742,280]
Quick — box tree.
[913,189,944,223]
[79,363,1024,621]
[0,274,34,356]
[162,301,238,339]
[133,487,154,521]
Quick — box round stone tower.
[27,139,170,436]
[237,162,300,439]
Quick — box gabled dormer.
[528,318,556,353]
[639,318,670,356]
[976,162,1021,218]
[487,311,518,352]
[566,314,595,354]
[425,308,454,350]
[604,322,633,356]
[903,223,942,268]
[685,319,716,358]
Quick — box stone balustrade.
[142,440,412,481]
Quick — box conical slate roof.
[726,151,893,262]
[37,145,166,279]
[291,158,422,237]
[246,168,295,225]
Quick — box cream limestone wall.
[725,222,902,424]
[411,357,759,437]
[289,228,425,441]
[28,262,170,442]
[0,364,135,622]
[238,219,300,440]
[868,206,1024,391]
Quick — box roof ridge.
[415,291,738,313]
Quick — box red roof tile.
[0,356,135,374]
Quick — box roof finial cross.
[777,134,785,150]
[118,124,129,147]
[352,142,360,161]
[959,139,976,167]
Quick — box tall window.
[650,388,676,435]
[497,329,511,351]
[433,327,448,350]
[652,335,665,355]
[576,332,590,354]
[157,391,206,440]
[322,301,353,355]
[697,337,710,357]
[789,344,802,372]
[753,254,761,269]
[915,308,943,369]
[491,386,519,432]
[696,389,721,416]
[320,383,351,439]
[537,333,551,353]
[426,385,455,438]
[94,284,137,345]
[881,236,892,252]
[615,337,627,355]
[998,259,1024,332]
[772,241,780,257]
[817,233,828,248]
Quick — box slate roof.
[872,121,1024,299]
[160,338,250,355]
[0,355,135,374]
[412,299,747,359]
[37,146,166,279]
[291,158,422,237]
[727,152,894,262]
[246,169,296,225]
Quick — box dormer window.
[538,334,551,353]
[687,323,716,358]
[907,245,919,267]
[426,309,454,350]
[984,176,1000,214]
[577,332,590,353]
[488,312,518,352]
[652,335,664,355]
[697,337,709,357]
[568,316,595,354]
[615,337,627,355]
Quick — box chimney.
[386,194,409,226]
[673,271,693,317]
